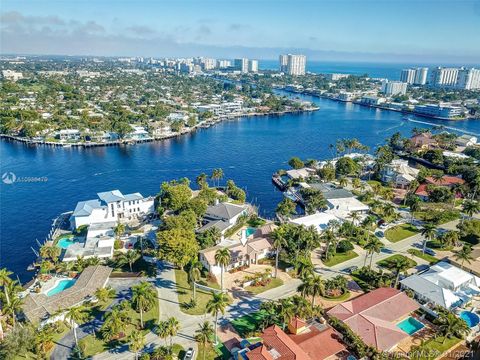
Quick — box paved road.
[315,219,461,280]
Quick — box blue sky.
[1,0,480,62]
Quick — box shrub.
[337,240,354,253]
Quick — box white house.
[127,126,152,140]
[400,261,480,310]
[58,129,81,141]
[70,190,155,229]
[289,212,341,233]
[380,159,419,189]
[456,135,477,147]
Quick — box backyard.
[385,223,419,242]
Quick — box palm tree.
[214,248,231,292]
[65,305,88,346]
[277,298,295,330]
[118,250,138,272]
[188,261,202,301]
[206,292,229,345]
[409,197,421,223]
[114,223,126,239]
[35,326,55,358]
[338,177,348,188]
[309,275,324,308]
[432,172,444,184]
[364,238,383,269]
[435,312,470,344]
[196,173,208,189]
[421,222,437,254]
[131,281,157,328]
[95,286,116,303]
[0,268,13,306]
[271,229,287,278]
[167,317,180,347]
[297,276,313,298]
[463,200,480,218]
[454,245,474,270]
[157,320,169,347]
[391,257,411,288]
[129,331,145,360]
[348,211,361,226]
[101,305,129,340]
[195,321,214,360]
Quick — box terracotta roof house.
[199,236,273,276]
[415,176,465,200]
[243,322,346,360]
[327,287,420,351]
[410,132,437,150]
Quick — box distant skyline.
[1,0,480,63]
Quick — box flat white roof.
[327,197,369,212]
[290,212,340,232]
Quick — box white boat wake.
[406,118,479,136]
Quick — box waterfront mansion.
[70,189,155,229]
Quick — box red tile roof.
[425,176,465,186]
[327,288,419,351]
[288,317,307,331]
[247,325,311,360]
[289,325,346,360]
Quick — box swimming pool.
[460,311,480,328]
[46,279,77,296]
[397,316,425,335]
[245,227,257,237]
[56,236,76,249]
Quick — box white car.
[184,348,195,360]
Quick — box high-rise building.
[457,68,480,90]
[249,60,258,73]
[414,67,428,85]
[201,58,216,70]
[234,58,249,73]
[281,54,306,76]
[279,54,288,72]
[217,60,231,69]
[429,67,459,87]
[400,69,416,84]
[381,80,408,96]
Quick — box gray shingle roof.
[205,203,246,220]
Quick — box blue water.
[460,311,480,327]
[1,93,480,282]
[397,316,425,335]
[46,279,76,296]
[260,60,480,80]
[246,227,256,237]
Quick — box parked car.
[184,348,195,360]
[424,248,436,256]
[375,231,384,238]
[342,266,358,274]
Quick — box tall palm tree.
[129,331,145,360]
[65,305,88,346]
[214,248,231,292]
[454,245,474,270]
[391,257,411,288]
[271,228,287,278]
[195,321,214,360]
[309,275,324,308]
[206,292,228,345]
[35,326,55,358]
[338,177,348,188]
[95,286,116,303]
[131,281,157,328]
[188,261,202,301]
[118,250,138,272]
[348,211,361,226]
[114,223,126,239]
[101,305,129,340]
[421,222,437,254]
[0,268,13,306]
[167,317,180,347]
[364,238,383,269]
[297,276,313,298]
[409,197,421,223]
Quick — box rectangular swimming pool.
[397,316,424,335]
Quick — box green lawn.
[420,336,462,360]
[175,269,230,315]
[245,278,284,295]
[321,290,351,302]
[197,343,223,360]
[231,311,269,337]
[408,249,439,265]
[384,223,419,242]
[323,250,358,267]
[377,255,417,269]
